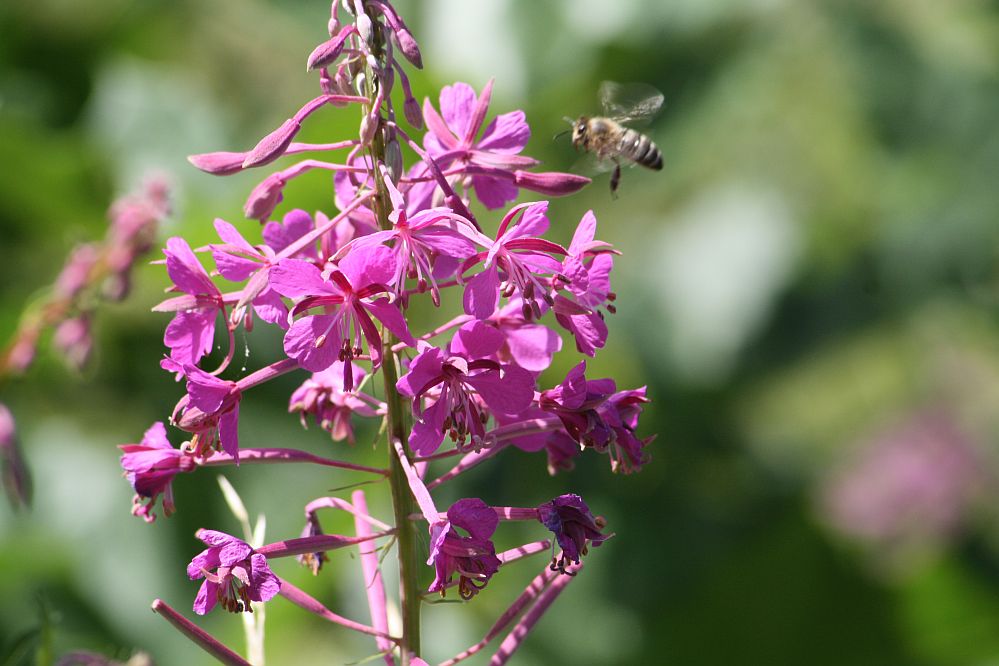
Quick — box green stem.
[362,4,422,661]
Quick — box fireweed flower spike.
[187,529,280,614]
[119,421,195,523]
[128,2,654,664]
[537,494,611,574]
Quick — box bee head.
[571,116,588,147]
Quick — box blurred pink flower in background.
[820,410,987,565]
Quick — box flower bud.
[54,315,93,371]
[306,26,355,71]
[403,93,423,130]
[244,173,287,221]
[187,151,247,176]
[394,28,422,69]
[514,170,591,196]
[243,118,301,169]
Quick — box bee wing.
[570,151,617,175]
[598,81,664,125]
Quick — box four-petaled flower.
[428,498,501,600]
[187,530,280,614]
[461,201,567,320]
[270,245,415,388]
[119,421,195,523]
[396,321,534,455]
[422,80,535,209]
[537,494,611,574]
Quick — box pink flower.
[461,201,567,320]
[173,365,242,460]
[428,498,501,599]
[422,81,536,209]
[262,209,321,262]
[187,529,280,614]
[119,421,195,523]
[598,387,654,474]
[289,362,384,443]
[270,245,415,385]
[154,238,225,367]
[396,321,534,456]
[554,210,616,356]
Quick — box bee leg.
[610,161,621,198]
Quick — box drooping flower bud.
[243,118,302,169]
[514,170,591,196]
[187,151,247,175]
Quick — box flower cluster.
[126,2,654,665]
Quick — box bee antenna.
[553,128,572,142]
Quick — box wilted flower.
[537,494,610,573]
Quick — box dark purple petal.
[466,364,534,415]
[452,320,504,359]
[447,498,498,540]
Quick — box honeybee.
[568,81,664,194]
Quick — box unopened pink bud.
[404,95,423,130]
[187,151,247,176]
[394,28,422,69]
[243,118,301,169]
[244,173,287,221]
[514,170,591,196]
[306,26,355,71]
[55,243,100,299]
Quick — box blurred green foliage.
[4,0,999,664]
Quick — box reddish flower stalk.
[151,599,251,666]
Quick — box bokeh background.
[4,0,999,664]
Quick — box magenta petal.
[410,415,445,456]
[141,421,172,450]
[447,497,499,540]
[283,315,342,372]
[505,324,562,372]
[511,202,550,239]
[248,553,281,602]
[270,259,332,299]
[187,548,221,578]
[568,312,608,356]
[569,210,598,255]
[467,364,534,415]
[364,298,415,346]
[453,320,504,359]
[165,310,217,366]
[165,237,216,296]
[213,219,255,253]
[263,209,314,255]
[477,110,530,153]
[471,175,519,211]
[217,537,253,566]
[193,579,218,615]
[218,405,240,460]
[337,244,396,289]
[439,82,478,142]
[198,529,241,548]
[463,267,500,319]
[251,287,289,329]
[213,250,260,283]
[396,345,445,397]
